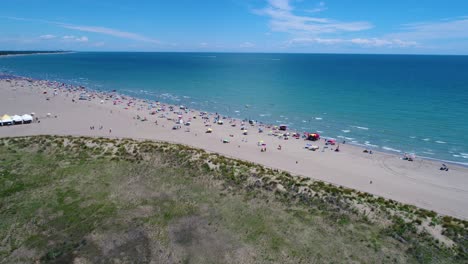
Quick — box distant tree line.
[0,51,71,56]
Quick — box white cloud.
[287,37,417,47]
[269,0,292,11]
[286,37,343,45]
[60,24,160,44]
[306,1,327,13]
[239,42,255,48]
[2,16,162,45]
[255,0,372,35]
[93,41,105,47]
[61,35,89,42]
[39,34,56,40]
[75,36,88,42]
[388,17,468,40]
[257,1,418,50]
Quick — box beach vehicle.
[307,133,320,141]
[222,139,230,143]
[279,125,287,131]
[307,145,319,151]
[79,93,88,100]
[206,128,213,133]
[326,139,336,145]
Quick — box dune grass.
[0,136,466,263]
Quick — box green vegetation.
[0,136,466,263]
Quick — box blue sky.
[1,0,468,54]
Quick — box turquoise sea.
[1,52,467,165]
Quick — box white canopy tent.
[21,114,33,123]
[12,115,23,124]
[1,115,13,126]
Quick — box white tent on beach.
[12,115,23,124]
[21,114,33,123]
[1,114,13,126]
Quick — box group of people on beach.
[11,76,457,174]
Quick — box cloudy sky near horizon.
[1,0,468,54]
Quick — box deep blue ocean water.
[1,52,467,164]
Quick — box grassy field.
[0,136,466,263]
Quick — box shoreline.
[1,72,466,168]
[1,76,468,219]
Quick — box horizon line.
[2,50,468,56]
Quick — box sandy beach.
[1,78,468,220]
